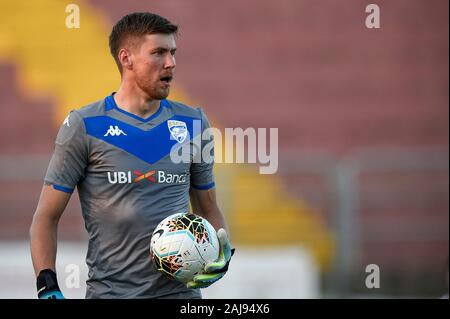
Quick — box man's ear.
[118,48,133,71]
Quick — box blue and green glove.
[36,269,65,299]
[187,228,235,289]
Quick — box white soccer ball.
[150,212,220,284]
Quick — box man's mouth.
[160,75,173,84]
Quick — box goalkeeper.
[30,12,234,299]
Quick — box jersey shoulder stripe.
[75,98,107,118]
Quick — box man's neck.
[114,84,161,119]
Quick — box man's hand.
[187,228,235,289]
[37,269,65,299]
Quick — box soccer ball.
[150,212,220,284]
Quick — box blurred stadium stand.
[0,0,448,298]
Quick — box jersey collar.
[105,93,167,122]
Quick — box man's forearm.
[201,206,227,232]
[190,188,228,231]
[30,215,58,276]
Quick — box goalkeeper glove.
[187,228,235,289]
[36,269,65,299]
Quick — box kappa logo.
[63,115,70,127]
[104,125,127,137]
[167,120,188,143]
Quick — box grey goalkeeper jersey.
[44,94,215,299]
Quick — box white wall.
[0,242,319,299]
[202,246,320,299]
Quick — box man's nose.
[164,54,176,69]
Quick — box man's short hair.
[109,12,178,73]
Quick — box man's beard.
[152,87,170,100]
[137,78,170,100]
